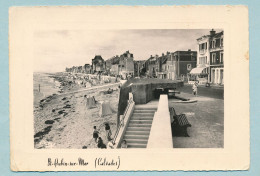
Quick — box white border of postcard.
[9,6,249,171]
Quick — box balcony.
[199,49,207,55]
[209,45,224,52]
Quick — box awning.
[190,67,207,74]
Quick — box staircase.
[123,106,157,148]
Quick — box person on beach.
[121,140,128,148]
[105,123,112,141]
[192,81,199,96]
[93,126,99,143]
[97,137,106,149]
[107,139,114,149]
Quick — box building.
[118,51,135,78]
[172,50,197,81]
[83,64,91,74]
[155,51,197,81]
[92,55,105,73]
[157,53,170,79]
[105,55,120,75]
[209,30,224,84]
[146,55,159,78]
[134,60,146,77]
[190,29,224,85]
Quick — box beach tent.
[85,82,92,88]
[110,77,116,83]
[86,97,96,109]
[99,101,113,117]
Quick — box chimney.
[210,29,216,36]
[162,53,164,56]
[151,55,153,58]
[188,49,191,52]
[167,51,170,55]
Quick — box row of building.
[65,29,224,85]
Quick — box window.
[212,53,216,64]
[199,57,207,65]
[199,42,207,51]
[220,38,223,47]
[211,40,216,48]
[220,52,224,63]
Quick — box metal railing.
[112,96,134,145]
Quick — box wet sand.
[34,73,120,149]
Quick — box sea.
[33,72,61,106]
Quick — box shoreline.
[34,72,120,149]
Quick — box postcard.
[9,5,249,171]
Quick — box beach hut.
[99,101,113,117]
[110,77,116,83]
[86,97,96,109]
[85,82,92,88]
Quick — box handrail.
[112,96,134,145]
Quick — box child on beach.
[93,126,99,143]
[97,137,106,149]
[121,140,128,148]
[107,139,114,149]
[105,123,112,141]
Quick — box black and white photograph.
[9,6,249,171]
[33,29,224,149]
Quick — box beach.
[33,72,120,149]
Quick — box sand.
[34,73,120,149]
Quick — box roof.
[197,31,224,41]
[93,55,104,61]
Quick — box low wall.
[147,95,173,148]
[114,99,135,148]
[131,81,184,104]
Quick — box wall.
[147,95,173,148]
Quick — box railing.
[112,94,134,146]
[199,49,206,54]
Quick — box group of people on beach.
[92,124,128,149]
[92,124,114,149]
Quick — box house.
[157,52,174,79]
[209,30,224,84]
[145,55,160,78]
[83,64,91,74]
[134,60,146,77]
[92,55,105,73]
[155,51,197,81]
[190,29,224,85]
[105,55,120,75]
[172,50,197,81]
[118,51,134,79]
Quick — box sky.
[33,29,221,72]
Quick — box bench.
[169,107,191,137]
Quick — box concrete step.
[134,106,157,111]
[128,123,152,128]
[131,116,153,120]
[124,138,148,144]
[124,134,149,140]
[134,109,156,113]
[127,143,147,148]
[126,127,151,131]
[132,112,154,117]
[125,130,150,136]
[129,119,153,124]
